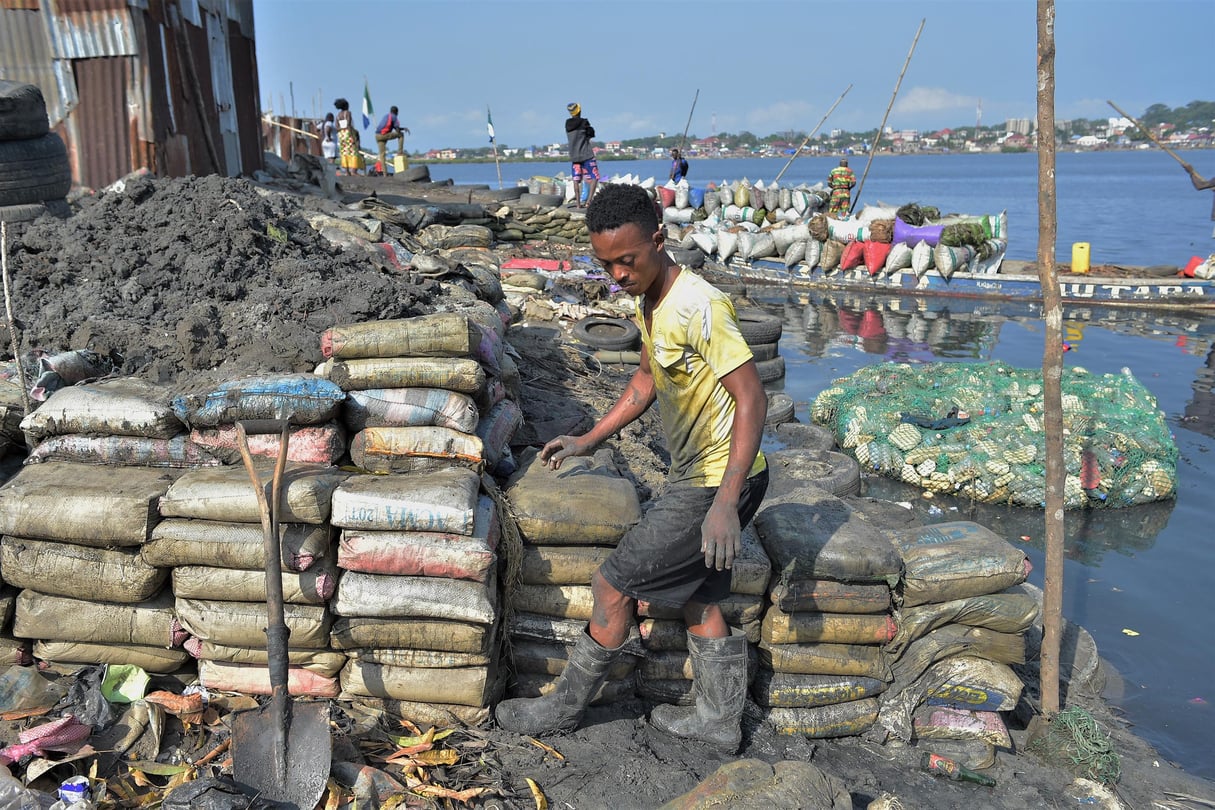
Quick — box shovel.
[230,419,331,809]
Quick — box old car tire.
[749,341,779,362]
[0,81,49,141]
[0,201,50,223]
[755,356,785,383]
[0,133,71,206]
[517,192,564,208]
[667,246,705,268]
[766,392,795,425]
[737,309,783,346]
[572,316,641,351]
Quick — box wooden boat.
[718,256,1215,310]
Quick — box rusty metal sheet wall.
[72,56,131,189]
[0,5,75,125]
[226,17,260,175]
[46,4,137,58]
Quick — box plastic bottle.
[0,763,51,810]
[921,752,996,786]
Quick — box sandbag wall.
[317,312,522,725]
[0,378,199,674]
[502,449,644,704]
[750,491,902,738]
[871,521,1037,769]
[156,374,350,696]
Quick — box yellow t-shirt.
[637,271,766,487]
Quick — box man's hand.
[539,434,594,470]
[701,500,742,571]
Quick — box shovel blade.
[231,700,331,809]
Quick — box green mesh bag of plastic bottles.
[811,361,1177,508]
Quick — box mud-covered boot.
[648,628,747,752]
[495,627,622,736]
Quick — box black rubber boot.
[648,628,748,752]
[495,627,622,736]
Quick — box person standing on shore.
[319,113,338,164]
[669,147,689,184]
[1182,162,1215,236]
[333,98,361,176]
[565,102,599,207]
[495,183,769,753]
[374,105,410,176]
[827,157,856,216]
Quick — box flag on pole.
[361,80,373,129]
[487,107,495,143]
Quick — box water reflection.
[1182,346,1215,439]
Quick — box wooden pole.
[1036,0,1066,718]
[774,84,853,184]
[1106,99,1195,170]
[489,106,503,190]
[0,223,31,416]
[851,18,926,213]
[677,89,699,155]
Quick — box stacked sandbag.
[750,489,903,738]
[635,523,771,708]
[330,466,501,726]
[0,378,26,459]
[0,587,31,667]
[871,521,1037,769]
[149,372,350,693]
[318,312,521,477]
[503,448,644,705]
[0,460,187,672]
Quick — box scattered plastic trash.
[100,664,150,704]
[1121,628,1140,637]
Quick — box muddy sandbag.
[321,312,487,360]
[330,467,480,533]
[658,758,851,810]
[768,578,892,614]
[1,536,167,602]
[14,590,181,647]
[199,659,339,698]
[339,495,497,581]
[320,356,485,395]
[343,387,479,433]
[0,635,31,667]
[187,638,345,676]
[507,671,633,707]
[730,525,771,596]
[21,378,183,440]
[754,499,902,586]
[891,521,1031,607]
[925,655,1023,712]
[887,590,1040,655]
[330,616,493,654]
[143,519,330,572]
[641,646,757,682]
[640,593,764,633]
[505,449,641,545]
[172,373,345,427]
[159,462,346,525]
[638,675,695,706]
[520,544,612,586]
[346,646,491,669]
[509,639,636,679]
[476,399,523,469]
[349,426,483,473]
[912,705,1012,748]
[508,612,645,657]
[333,571,497,625]
[759,698,880,738]
[189,422,346,465]
[751,669,887,708]
[25,434,221,468]
[760,607,897,646]
[175,598,330,649]
[0,462,176,545]
[33,640,189,673]
[339,696,489,727]
[512,583,595,621]
[340,659,493,707]
[170,557,337,605]
[758,640,891,680]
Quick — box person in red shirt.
[374,106,410,176]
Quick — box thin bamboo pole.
[1036,0,1065,717]
[677,89,699,155]
[1106,99,1194,170]
[489,106,503,190]
[773,84,853,184]
[851,18,926,213]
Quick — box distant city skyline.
[254,0,1212,152]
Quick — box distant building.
[1006,118,1032,136]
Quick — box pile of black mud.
[3,174,436,390]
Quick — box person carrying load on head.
[565,102,599,207]
[495,183,769,754]
[374,105,410,176]
[827,157,856,216]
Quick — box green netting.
[1026,706,1121,785]
[811,361,1177,509]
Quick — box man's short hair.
[390,106,399,114]
[586,184,658,236]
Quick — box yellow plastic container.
[393,154,409,173]
[1071,242,1091,274]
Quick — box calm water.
[430,150,1215,266]
[441,153,1215,777]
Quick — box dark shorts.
[599,468,768,610]
[572,158,600,181]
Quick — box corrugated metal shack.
[0,0,262,189]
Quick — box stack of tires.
[737,308,784,383]
[0,81,71,224]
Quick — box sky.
[253,0,1213,153]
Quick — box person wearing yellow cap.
[565,102,599,208]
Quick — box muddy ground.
[1,171,1213,809]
